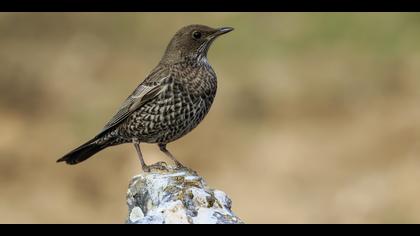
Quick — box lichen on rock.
[126,162,243,224]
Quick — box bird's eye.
[192,31,202,39]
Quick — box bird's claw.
[142,165,151,172]
[174,162,186,170]
[149,161,170,171]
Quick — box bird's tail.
[57,138,107,165]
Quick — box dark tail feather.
[57,138,107,165]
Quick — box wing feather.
[95,67,170,137]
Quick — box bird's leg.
[158,143,185,168]
[133,140,150,172]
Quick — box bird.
[57,24,234,172]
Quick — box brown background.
[1,13,420,223]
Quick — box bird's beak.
[211,27,234,38]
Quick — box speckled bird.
[57,24,234,171]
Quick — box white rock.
[129,207,144,222]
[126,163,243,224]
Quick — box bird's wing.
[96,67,170,137]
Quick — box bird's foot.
[174,161,187,170]
[141,164,151,173]
[148,161,170,172]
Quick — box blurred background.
[1,13,420,223]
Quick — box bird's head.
[160,24,234,65]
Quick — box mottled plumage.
[57,24,233,171]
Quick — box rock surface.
[126,162,243,224]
